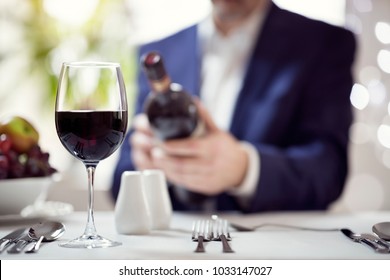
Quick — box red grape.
[0,155,9,179]
[0,134,57,179]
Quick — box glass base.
[59,234,122,249]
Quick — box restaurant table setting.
[1,209,390,260]
[1,168,390,259]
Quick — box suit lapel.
[229,3,294,136]
[163,25,201,98]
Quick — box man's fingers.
[194,98,219,133]
[132,114,153,135]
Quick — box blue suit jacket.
[112,3,356,213]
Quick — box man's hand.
[129,114,156,171]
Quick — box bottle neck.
[149,75,172,94]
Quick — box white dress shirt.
[198,7,267,201]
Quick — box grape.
[41,152,49,162]
[0,138,57,179]
[27,145,41,158]
[8,160,25,178]
[5,150,18,164]
[0,155,9,179]
[25,158,41,177]
[0,134,12,154]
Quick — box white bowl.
[0,176,54,215]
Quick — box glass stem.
[84,163,98,237]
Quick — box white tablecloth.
[1,211,390,260]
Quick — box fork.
[7,228,37,254]
[192,220,211,253]
[212,218,235,253]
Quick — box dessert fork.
[192,220,211,253]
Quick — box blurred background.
[1,0,389,212]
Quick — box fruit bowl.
[0,176,54,215]
[0,115,59,215]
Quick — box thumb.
[194,98,219,133]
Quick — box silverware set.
[0,221,65,254]
[3,217,389,255]
[192,218,234,253]
[341,228,390,253]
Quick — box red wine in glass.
[55,111,127,163]
[55,61,128,249]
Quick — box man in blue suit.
[112,0,356,213]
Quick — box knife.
[341,228,389,253]
[0,228,27,253]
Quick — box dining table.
[1,210,390,260]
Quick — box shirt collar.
[199,3,269,55]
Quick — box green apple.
[0,116,39,153]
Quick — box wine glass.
[55,62,128,248]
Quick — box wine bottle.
[141,51,204,140]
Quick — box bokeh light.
[367,80,387,106]
[350,83,370,110]
[375,22,390,44]
[345,13,363,34]
[377,49,390,73]
[377,124,390,148]
[352,0,373,13]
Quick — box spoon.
[372,222,390,241]
[24,221,65,253]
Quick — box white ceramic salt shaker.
[142,169,172,230]
[114,171,151,235]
